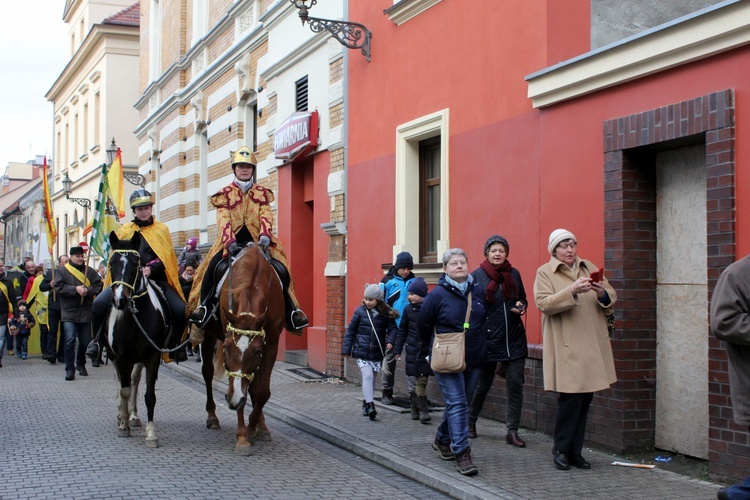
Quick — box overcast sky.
[0,1,70,168]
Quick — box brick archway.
[602,90,741,479]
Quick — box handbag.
[430,292,472,374]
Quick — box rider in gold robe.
[188,146,308,333]
[90,189,188,362]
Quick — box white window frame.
[394,108,449,263]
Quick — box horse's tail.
[213,340,225,380]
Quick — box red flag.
[42,157,57,255]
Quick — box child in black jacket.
[393,277,431,422]
[10,300,35,360]
[342,284,399,420]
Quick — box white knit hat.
[548,229,576,255]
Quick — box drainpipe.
[342,0,350,381]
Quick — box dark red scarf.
[480,259,517,303]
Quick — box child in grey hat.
[342,283,399,420]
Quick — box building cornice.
[526,0,750,108]
[45,23,139,102]
[134,29,268,138]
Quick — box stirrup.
[290,309,309,330]
[189,305,209,326]
[85,340,100,360]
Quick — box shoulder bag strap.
[366,308,386,356]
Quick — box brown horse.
[198,244,284,455]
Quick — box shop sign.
[274,111,319,161]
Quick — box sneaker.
[455,448,479,476]
[432,439,455,461]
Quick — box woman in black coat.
[342,284,398,420]
[468,235,529,447]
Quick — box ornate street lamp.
[107,137,145,187]
[61,172,91,209]
[289,0,372,62]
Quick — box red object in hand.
[590,267,604,283]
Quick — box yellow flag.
[108,147,126,219]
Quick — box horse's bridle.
[224,319,266,382]
[109,249,147,299]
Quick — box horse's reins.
[109,249,191,355]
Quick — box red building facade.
[345,0,749,482]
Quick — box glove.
[228,241,241,256]
[258,235,271,249]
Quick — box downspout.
[342,0,350,381]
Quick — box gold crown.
[230,146,257,166]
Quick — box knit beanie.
[407,277,428,297]
[483,235,509,256]
[393,251,414,270]
[548,229,577,255]
[364,283,384,301]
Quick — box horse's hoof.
[256,431,272,442]
[130,417,142,428]
[118,428,131,438]
[145,437,159,448]
[235,444,253,456]
[206,418,220,430]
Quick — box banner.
[89,163,121,260]
[108,147,126,219]
[41,157,56,255]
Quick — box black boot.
[410,392,419,420]
[189,305,210,328]
[381,389,394,405]
[85,340,100,360]
[362,399,369,417]
[367,401,377,420]
[417,396,431,423]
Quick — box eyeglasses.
[557,241,577,250]
[446,260,468,267]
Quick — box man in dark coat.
[710,254,750,499]
[0,265,18,367]
[40,255,68,364]
[55,247,102,380]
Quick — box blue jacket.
[380,268,415,327]
[471,266,528,362]
[418,275,487,370]
[393,301,432,377]
[342,304,398,362]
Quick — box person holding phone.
[467,235,529,447]
[533,228,616,471]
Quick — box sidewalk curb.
[164,361,513,500]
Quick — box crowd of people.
[343,229,619,478]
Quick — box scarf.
[133,216,154,227]
[480,258,517,303]
[445,274,472,294]
[233,178,253,193]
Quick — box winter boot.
[362,399,369,417]
[367,401,377,420]
[409,392,419,420]
[417,395,431,423]
[381,389,394,405]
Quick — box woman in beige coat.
[533,229,617,471]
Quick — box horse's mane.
[229,246,266,311]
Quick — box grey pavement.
[164,351,725,500]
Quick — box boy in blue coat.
[380,251,415,404]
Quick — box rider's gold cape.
[116,221,185,301]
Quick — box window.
[419,137,441,262]
[64,123,69,166]
[243,101,258,151]
[73,113,79,160]
[394,109,449,264]
[93,92,100,146]
[192,0,208,45]
[295,76,308,112]
[82,103,88,152]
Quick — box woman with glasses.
[419,248,487,476]
[533,229,617,471]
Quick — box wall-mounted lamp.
[289,0,371,62]
[61,172,92,209]
[108,137,146,187]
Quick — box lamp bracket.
[68,197,91,209]
[291,1,371,61]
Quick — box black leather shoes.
[85,341,100,360]
[65,370,75,381]
[568,453,591,469]
[553,451,570,470]
[290,309,309,330]
[171,349,188,363]
[78,366,88,376]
